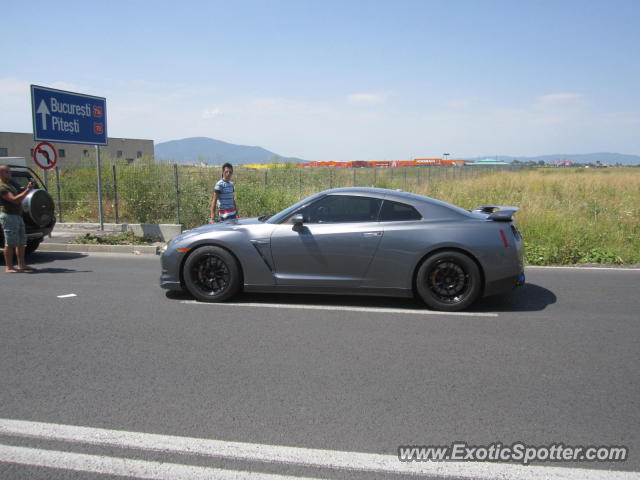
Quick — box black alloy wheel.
[183,246,241,302]
[416,251,481,311]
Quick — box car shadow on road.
[167,289,429,309]
[166,283,556,313]
[165,290,192,301]
[470,283,557,312]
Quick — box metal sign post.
[96,145,104,230]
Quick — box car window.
[268,192,325,224]
[297,195,382,223]
[379,200,422,221]
[8,173,31,189]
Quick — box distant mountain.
[470,153,640,165]
[155,137,306,165]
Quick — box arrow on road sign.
[37,146,52,165]
[37,100,50,130]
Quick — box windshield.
[266,192,326,224]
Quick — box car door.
[269,194,383,287]
[361,198,427,289]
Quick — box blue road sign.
[31,85,107,145]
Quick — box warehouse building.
[0,131,154,168]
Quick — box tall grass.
[47,162,640,265]
[412,168,640,264]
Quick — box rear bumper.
[25,221,54,242]
[484,271,524,297]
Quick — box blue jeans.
[0,213,27,247]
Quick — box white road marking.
[56,294,77,298]
[0,419,637,480]
[527,266,640,271]
[0,444,318,480]
[180,300,498,317]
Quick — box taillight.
[499,229,509,248]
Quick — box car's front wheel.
[416,251,481,311]
[182,246,241,302]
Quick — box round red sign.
[33,141,58,170]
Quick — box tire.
[416,250,482,311]
[22,189,55,228]
[25,240,41,256]
[182,246,241,302]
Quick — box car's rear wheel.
[183,246,241,302]
[416,251,481,311]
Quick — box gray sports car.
[160,187,525,311]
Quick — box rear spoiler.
[472,205,519,222]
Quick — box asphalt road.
[0,252,639,480]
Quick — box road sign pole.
[55,166,63,223]
[95,145,104,231]
[112,164,119,224]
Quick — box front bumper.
[160,277,182,291]
[160,248,184,291]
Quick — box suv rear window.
[379,200,422,221]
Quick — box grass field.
[411,168,640,265]
[46,162,640,265]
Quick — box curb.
[54,223,183,241]
[38,243,159,255]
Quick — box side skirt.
[243,284,413,298]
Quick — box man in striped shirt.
[210,163,239,223]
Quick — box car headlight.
[159,243,168,255]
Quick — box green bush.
[72,231,159,245]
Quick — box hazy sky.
[2,0,639,161]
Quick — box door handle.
[362,231,383,237]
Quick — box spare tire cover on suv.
[22,189,54,228]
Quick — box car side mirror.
[292,214,304,226]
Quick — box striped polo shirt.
[213,179,236,218]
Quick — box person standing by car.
[210,163,239,224]
[0,164,36,273]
